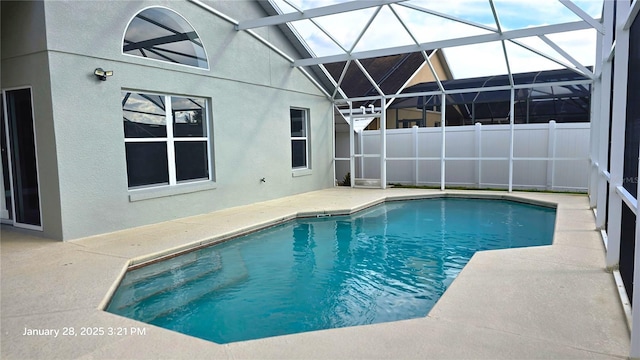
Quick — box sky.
[270,0,603,79]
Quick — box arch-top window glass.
[123,7,208,69]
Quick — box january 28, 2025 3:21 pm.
[22,326,147,338]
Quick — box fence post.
[440,94,446,191]
[381,98,387,189]
[349,105,355,187]
[547,120,557,190]
[475,122,482,188]
[413,125,419,185]
[358,130,364,179]
[508,88,515,192]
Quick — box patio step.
[354,178,381,187]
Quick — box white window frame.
[291,107,311,172]
[123,91,213,191]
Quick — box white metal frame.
[590,1,639,358]
[292,20,595,67]
[1,87,44,231]
[594,0,615,231]
[233,0,600,192]
[605,0,631,269]
[339,100,385,187]
[230,2,639,357]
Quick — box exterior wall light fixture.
[94,68,113,81]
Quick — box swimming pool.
[106,197,555,343]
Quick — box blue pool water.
[107,198,555,343]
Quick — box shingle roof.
[324,52,429,99]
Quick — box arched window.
[123,7,208,69]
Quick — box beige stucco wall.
[405,52,451,88]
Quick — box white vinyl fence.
[337,121,590,192]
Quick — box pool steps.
[121,251,206,288]
[113,257,222,311]
[109,248,248,323]
[143,268,249,324]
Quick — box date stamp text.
[22,326,147,338]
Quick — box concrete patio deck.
[0,188,631,359]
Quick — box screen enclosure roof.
[192,0,602,102]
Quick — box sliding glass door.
[1,88,42,229]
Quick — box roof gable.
[324,52,428,98]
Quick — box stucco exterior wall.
[1,1,64,239]
[3,0,334,240]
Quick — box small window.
[290,108,309,169]
[122,91,212,189]
[123,7,208,69]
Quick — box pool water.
[107,198,556,343]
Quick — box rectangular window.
[122,91,211,189]
[290,108,309,169]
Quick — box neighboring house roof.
[390,67,592,124]
[326,51,453,130]
[255,3,453,101]
[393,67,591,108]
[323,52,431,99]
